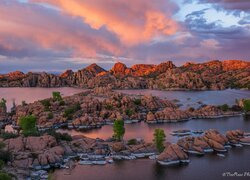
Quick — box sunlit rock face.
[0,60,249,90]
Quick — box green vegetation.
[59,100,65,106]
[47,130,72,142]
[219,104,229,112]
[125,109,133,117]
[243,99,250,112]
[52,91,63,101]
[153,128,166,153]
[105,104,113,110]
[133,99,141,106]
[0,132,18,140]
[127,138,137,145]
[63,103,81,120]
[40,99,51,111]
[47,112,54,119]
[19,115,39,137]
[113,119,125,141]
[0,172,12,180]
[0,98,6,109]
[0,160,4,170]
[0,142,11,163]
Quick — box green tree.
[19,115,38,136]
[52,91,62,101]
[113,119,125,141]
[243,99,250,112]
[153,129,166,153]
[0,98,6,109]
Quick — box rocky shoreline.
[1,129,250,179]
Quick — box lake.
[0,88,250,180]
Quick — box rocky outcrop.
[1,60,248,89]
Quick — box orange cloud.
[0,1,121,58]
[32,0,178,45]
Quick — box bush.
[0,172,12,180]
[243,99,250,112]
[0,98,6,108]
[47,112,54,119]
[0,150,11,163]
[63,103,81,119]
[127,139,137,145]
[219,104,229,112]
[40,99,51,111]
[153,129,166,153]
[47,130,72,142]
[0,160,4,170]
[113,119,125,141]
[52,92,62,101]
[125,109,133,117]
[19,115,39,137]
[59,100,65,106]
[0,132,19,140]
[105,104,113,110]
[133,99,141,106]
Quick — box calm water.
[117,89,250,109]
[0,88,250,180]
[0,87,85,111]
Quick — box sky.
[0,0,249,73]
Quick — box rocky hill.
[0,60,249,90]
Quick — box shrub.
[243,99,250,112]
[63,103,81,120]
[125,109,133,117]
[127,139,137,145]
[113,119,125,141]
[0,98,6,108]
[219,104,229,112]
[52,91,62,101]
[59,100,65,106]
[0,172,12,180]
[19,115,39,137]
[47,112,54,119]
[133,99,141,106]
[0,132,19,140]
[47,130,72,142]
[153,129,166,153]
[105,104,113,110]
[0,160,4,170]
[40,99,51,111]
[0,150,12,163]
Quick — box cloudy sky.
[0,0,249,73]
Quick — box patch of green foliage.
[52,91,63,101]
[105,104,113,110]
[47,130,72,142]
[0,172,12,180]
[125,109,133,117]
[219,104,229,112]
[153,128,166,153]
[63,103,81,120]
[113,119,125,141]
[40,99,51,111]
[0,142,11,163]
[19,115,39,137]
[21,100,27,106]
[243,99,250,112]
[0,132,19,140]
[133,99,141,106]
[0,98,6,109]
[127,138,137,145]
[59,100,65,106]
[47,112,54,119]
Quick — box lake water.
[0,88,250,180]
[0,87,85,111]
